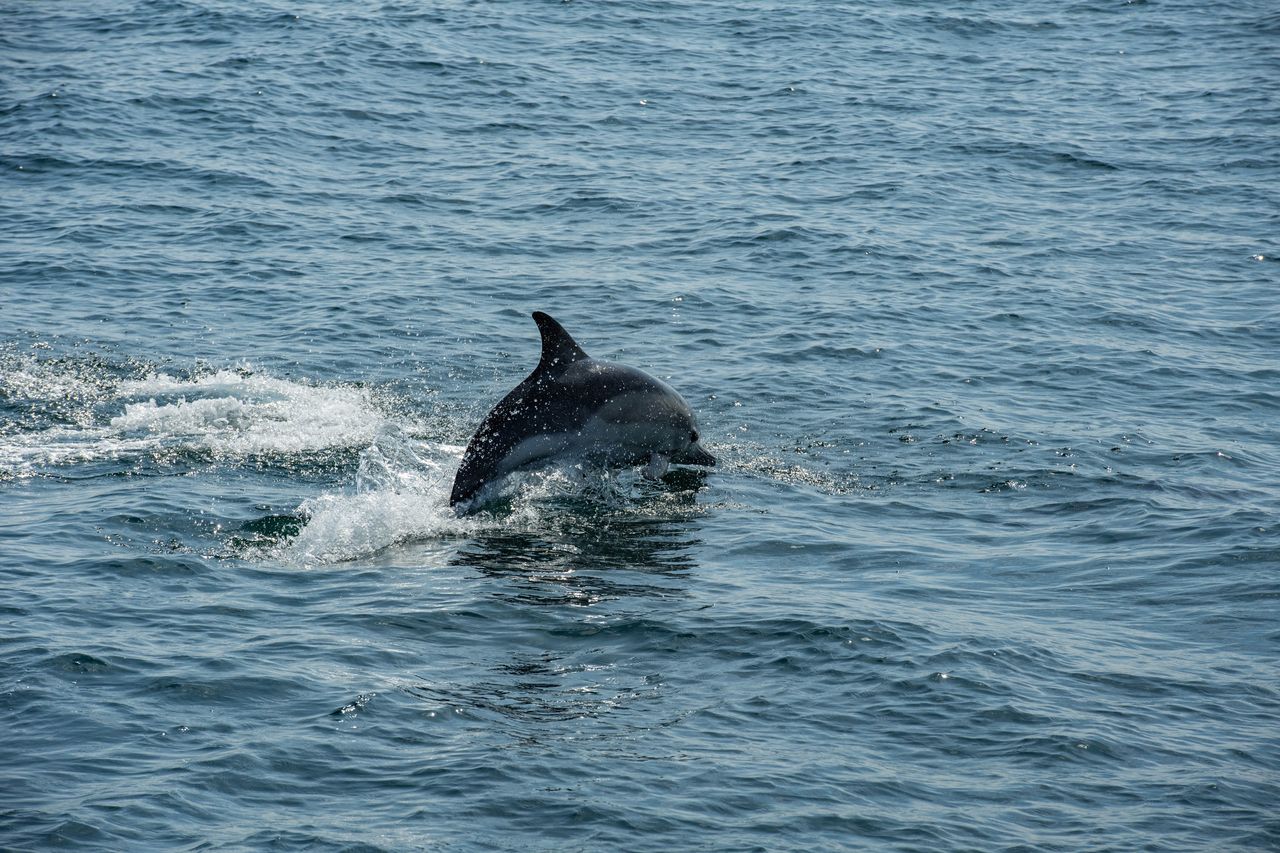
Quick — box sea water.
[2,1,1277,849]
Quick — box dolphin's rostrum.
[449,312,715,508]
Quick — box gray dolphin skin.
[449,312,716,508]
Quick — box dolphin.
[449,312,715,508]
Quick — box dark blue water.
[3,1,1278,849]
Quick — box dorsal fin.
[532,311,588,371]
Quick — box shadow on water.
[452,507,705,605]
[450,466,712,603]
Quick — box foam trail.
[1,364,393,472]
[111,371,390,456]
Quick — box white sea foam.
[0,364,394,472]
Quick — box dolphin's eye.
[690,430,699,442]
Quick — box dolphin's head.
[588,375,715,470]
[673,425,716,467]
[663,397,715,468]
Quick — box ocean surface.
[2,1,1278,850]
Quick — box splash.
[279,444,599,566]
[277,436,711,566]
[282,430,479,564]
